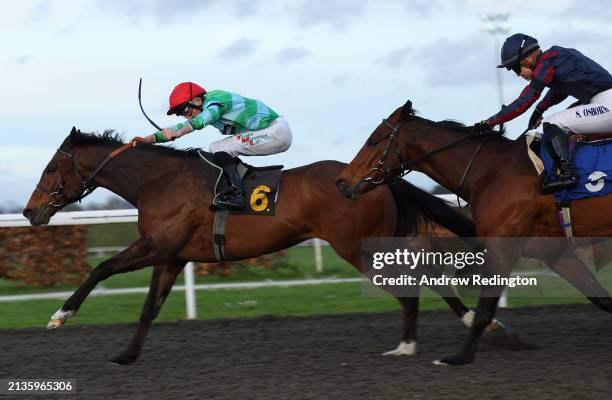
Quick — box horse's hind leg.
[347,251,478,356]
[325,245,422,356]
[111,259,185,365]
[383,289,420,356]
[47,237,162,329]
[420,265,504,331]
[548,254,612,313]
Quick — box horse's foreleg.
[48,237,162,329]
[434,293,503,366]
[111,260,185,365]
[434,245,514,366]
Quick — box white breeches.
[544,88,612,135]
[209,117,293,157]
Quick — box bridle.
[36,143,133,210]
[364,117,484,183]
[356,116,491,205]
[363,118,409,185]
[36,148,81,209]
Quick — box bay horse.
[336,100,612,365]
[23,128,481,365]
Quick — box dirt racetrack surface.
[1,304,610,400]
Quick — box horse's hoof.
[461,310,475,327]
[382,341,417,356]
[433,355,474,366]
[46,309,74,330]
[462,310,506,333]
[110,353,138,365]
[46,319,65,329]
[486,319,506,332]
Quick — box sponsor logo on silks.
[236,132,272,147]
[236,133,255,146]
[582,105,610,117]
[585,171,607,192]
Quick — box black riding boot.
[541,123,577,193]
[212,152,245,210]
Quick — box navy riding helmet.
[497,33,540,74]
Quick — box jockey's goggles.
[174,102,200,117]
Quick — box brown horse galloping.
[336,100,612,365]
[23,128,478,365]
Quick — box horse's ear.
[400,100,413,121]
[69,127,83,140]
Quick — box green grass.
[1,227,609,329]
[87,223,140,247]
[0,281,594,329]
[0,282,388,329]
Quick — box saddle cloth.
[526,134,612,202]
[197,150,283,216]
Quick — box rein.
[456,136,489,207]
[37,143,133,209]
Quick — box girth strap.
[213,210,228,261]
[556,200,576,248]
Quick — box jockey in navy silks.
[472,33,612,192]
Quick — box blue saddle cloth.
[541,136,612,202]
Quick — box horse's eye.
[368,138,378,147]
[47,166,57,174]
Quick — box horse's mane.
[401,102,509,141]
[70,130,202,158]
[71,129,124,146]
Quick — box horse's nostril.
[23,208,33,219]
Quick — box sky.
[1,0,611,210]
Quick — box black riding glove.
[471,120,490,134]
[528,109,543,130]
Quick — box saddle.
[574,132,612,142]
[196,150,284,262]
[526,132,612,202]
[526,132,612,241]
[197,150,283,216]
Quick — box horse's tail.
[389,180,476,237]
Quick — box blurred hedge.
[0,226,90,287]
[0,226,291,287]
[194,250,290,276]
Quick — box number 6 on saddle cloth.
[197,150,283,216]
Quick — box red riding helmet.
[167,82,207,115]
